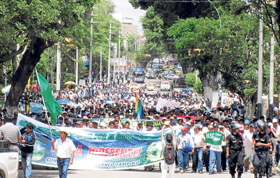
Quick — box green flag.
[205,131,224,146]
[36,71,62,124]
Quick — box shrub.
[194,79,203,94]
[184,72,196,87]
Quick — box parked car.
[0,140,19,178]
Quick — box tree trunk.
[244,92,257,119]
[5,37,52,117]
[200,71,218,107]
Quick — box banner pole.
[35,69,57,157]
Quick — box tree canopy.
[0,0,122,115]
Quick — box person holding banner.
[226,124,244,178]
[51,128,76,178]
[20,123,36,178]
[161,123,176,178]
[208,123,225,175]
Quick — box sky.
[112,0,146,33]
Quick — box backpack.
[182,141,193,153]
[163,142,176,165]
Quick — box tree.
[167,9,273,116]
[0,0,96,116]
[184,72,196,87]
[140,7,166,58]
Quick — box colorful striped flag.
[135,93,144,120]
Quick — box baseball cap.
[181,127,187,131]
[249,123,254,127]
[272,118,278,123]
[244,120,250,125]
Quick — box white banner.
[156,98,180,111]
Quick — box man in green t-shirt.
[161,123,176,178]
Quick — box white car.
[165,74,179,80]
[0,140,19,178]
[160,80,171,91]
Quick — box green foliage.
[140,7,166,56]
[194,79,203,94]
[184,72,196,87]
[61,72,76,84]
[167,10,272,103]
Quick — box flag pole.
[35,69,57,157]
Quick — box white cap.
[272,118,278,123]
[100,122,107,127]
[185,122,191,125]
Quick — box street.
[143,78,184,94]
[18,165,257,178]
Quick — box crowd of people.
[0,82,280,178]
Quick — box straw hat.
[58,128,70,136]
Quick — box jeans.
[203,147,210,172]
[192,148,203,171]
[209,150,222,172]
[161,160,175,178]
[178,149,189,170]
[22,153,33,178]
[57,158,70,178]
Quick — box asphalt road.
[18,164,261,178]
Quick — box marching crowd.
[0,82,280,178]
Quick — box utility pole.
[100,46,102,81]
[118,28,121,82]
[89,7,98,85]
[138,35,140,51]
[135,33,137,51]
[89,9,93,85]
[108,21,117,84]
[257,6,263,119]
[113,44,116,81]
[269,1,275,118]
[56,42,61,96]
[108,21,112,84]
[75,46,79,85]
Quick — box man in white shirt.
[243,124,254,172]
[51,128,76,178]
[177,126,194,173]
[273,118,280,166]
[211,108,220,121]
[191,124,206,173]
